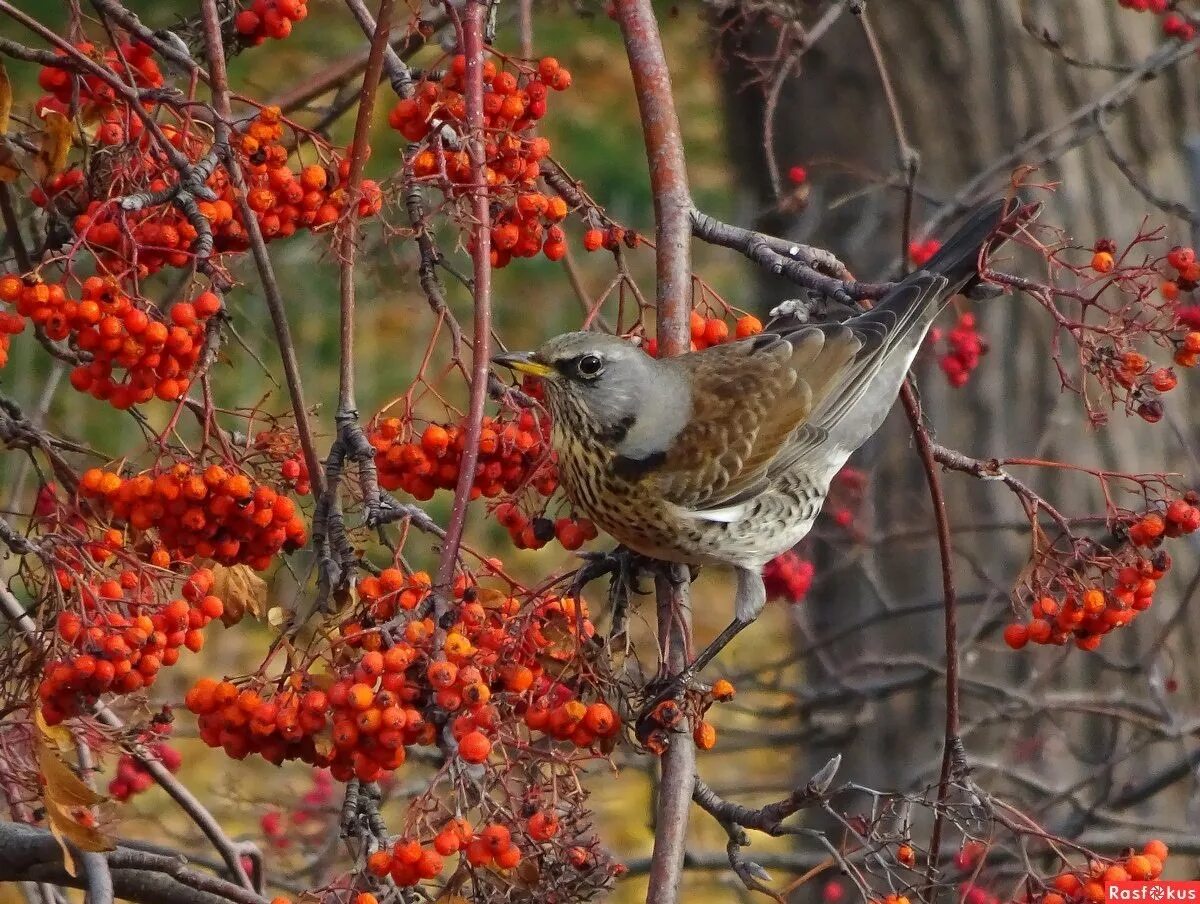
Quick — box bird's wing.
[638,273,949,519]
[634,326,863,514]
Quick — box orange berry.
[427,660,457,689]
[433,830,461,855]
[458,730,491,764]
[347,683,375,711]
[1003,623,1029,649]
[711,678,736,701]
[582,702,618,737]
[1143,839,1168,861]
[480,823,510,853]
[735,315,763,337]
[693,721,717,750]
[528,810,559,841]
[1091,251,1115,273]
[494,843,521,869]
[366,850,393,876]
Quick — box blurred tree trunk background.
[715,0,1200,848]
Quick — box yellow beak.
[491,351,554,378]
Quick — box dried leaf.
[0,146,18,183]
[0,62,11,135]
[476,588,508,610]
[208,561,269,626]
[35,707,74,753]
[34,108,71,182]
[35,708,114,872]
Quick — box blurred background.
[4,0,1200,901]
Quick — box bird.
[492,196,1032,692]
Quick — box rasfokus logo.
[1108,883,1200,902]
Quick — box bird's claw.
[569,547,652,642]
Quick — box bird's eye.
[576,354,604,378]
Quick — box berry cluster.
[762,550,815,603]
[0,275,219,408]
[908,238,942,267]
[493,504,598,551]
[642,310,763,357]
[187,577,613,778]
[1043,840,1169,904]
[253,429,313,496]
[928,312,987,387]
[234,0,309,44]
[35,40,163,124]
[108,719,182,802]
[78,463,306,569]
[62,107,378,283]
[370,410,557,503]
[581,226,641,253]
[39,559,219,724]
[392,55,572,268]
[1115,0,1196,39]
[1128,495,1200,543]
[365,821,526,885]
[260,769,334,851]
[1111,348,1181,420]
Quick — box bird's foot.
[569,546,652,641]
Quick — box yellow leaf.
[207,561,269,626]
[34,708,114,871]
[0,62,11,135]
[34,108,71,182]
[34,707,74,753]
[476,588,508,610]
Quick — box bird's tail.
[791,195,1037,468]
[922,193,1033,295]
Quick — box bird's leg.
[641,567,766,713]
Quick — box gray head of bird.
[492,332,686,448]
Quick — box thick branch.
[613,2,695,902]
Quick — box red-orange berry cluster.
[63,107,378,282]
[0,275,219,407]
[108,720,181,801]
[642,311,763,357]
[1115,0,1194,39]
[78,463,306,569]
[762,550,815,603]
[253,429,312,496]
[929,312,987,388]
[493,504,597,551]
[366,820,525,885]
[1129,495,1200,543]
[391,54,572,268]
[187,576,612,778]
[39,560,218,724]
[235,0,309,43]
[35,40,163,125]
[581,225,640,253]
[1043,840,1169,904]
[260,768,334,850]
[370,410,557,503]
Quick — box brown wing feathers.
[642,196,1026,515]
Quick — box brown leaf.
[35,708,114,873]
[207,561,269,626]
[0,62,11,136]
[34,108,71,182]
[476,588,508,610]
[0,146,18,183]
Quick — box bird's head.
[492,332,664,442]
